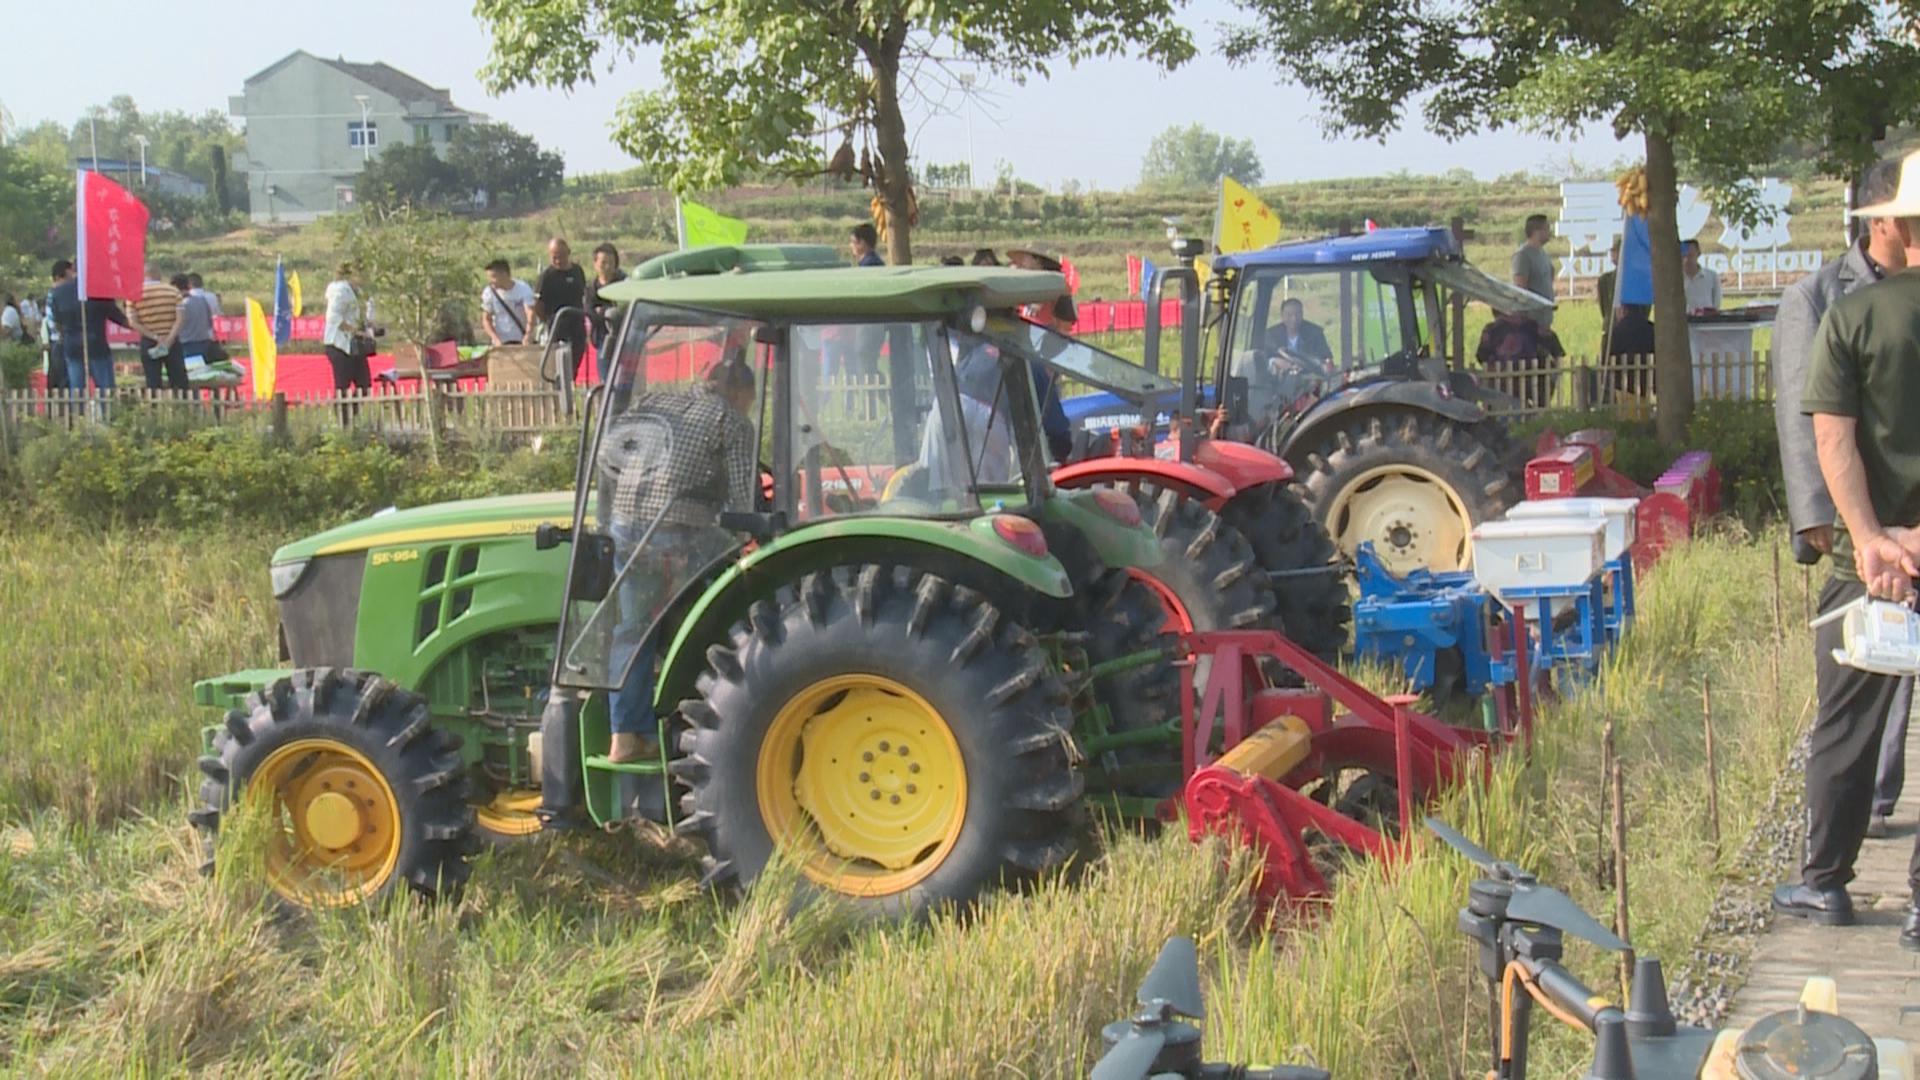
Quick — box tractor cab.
[1204,227,1553,441]
[549,262,1070,710]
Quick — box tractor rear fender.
[1191,438,1295,490]
[1035,487,1165,571]
[1051,457,1238,511]
[1279,381,1488,467]
[653,516,1073,711]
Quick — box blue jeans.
[606,521,675,737]
[65,346,115,393]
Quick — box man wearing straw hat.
[1776,147,1920,947]
[1773,155,1912,843]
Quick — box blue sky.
[10,0,1628,189]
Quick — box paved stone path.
[1728,726,1920,1067]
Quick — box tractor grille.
[278,553,365,668]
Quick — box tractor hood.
[273,492,577,564]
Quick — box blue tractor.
[1070,227,1554,576]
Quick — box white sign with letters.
[1554,178,1822,287]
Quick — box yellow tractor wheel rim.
[474,789,545,838]
[756,674,967,898]
[1326,463,1472,575]
[254,738,403,907]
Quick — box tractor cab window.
[554,304,769,692]
[1226,266,1422,422]
[788,319,979,519]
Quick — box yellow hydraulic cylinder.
[1210,716,1315,780]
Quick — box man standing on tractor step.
[1511,214,1557,329]
[1773,155,1912,840]
[600,354,759,763]
[1776,147,1920,947]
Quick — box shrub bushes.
[8,423,578,532]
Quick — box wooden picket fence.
[0,356,1769,465]
[1471,351,1771,419]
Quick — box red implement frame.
[1177,630,1495,910]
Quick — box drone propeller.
[1424,816,1500,871]
[1424,817,1630,953]
[1507,886,1629,953]
[1090,1024,1167,1080]
[1137,935,1205,1019]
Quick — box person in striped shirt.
[125,278,188,392]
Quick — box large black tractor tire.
[1293,412,1516,575]
[191,668,477,909]
[673,565,1080,918]
[1037,524,1179,735]
[1121,483,1279,636]
[1219,482,1351,661]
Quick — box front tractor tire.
[1294,413,1515,576]
[674,566,1081,918]
[1219,482,1351,661]
[191,668,477,909]
[1122,483,1279,636]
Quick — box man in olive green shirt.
[1778,147,1920,945]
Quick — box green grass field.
[0,519,1813,1075]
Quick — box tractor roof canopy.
[602,245,1068,319]
[1213,226,1552,315]
[1214,227,1459,270]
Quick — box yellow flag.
[287,271,302,318]
[247,297,278,401]
[678,198,749,250]
[1216,177,1282,254]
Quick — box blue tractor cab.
[1068,226,1551,575]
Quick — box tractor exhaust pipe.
[538,688,586,827]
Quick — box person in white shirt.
[1682,239,1722,313]
[15,295,40,340]
[480,259,536,346]
[0,296,21,342]
[322,263,372,416]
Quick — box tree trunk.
[866,38,914,266]
[1643,129,1694,447]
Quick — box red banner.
[77,171,149,302]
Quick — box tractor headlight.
[270,560,310,599]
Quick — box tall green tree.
[445,122,565,209]
[331,205,483,347]
[355,143,461,210]
[1225,0,1920,444]
[475,0,1195,264]
[1138,123,1263,191]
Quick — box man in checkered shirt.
[603,357,759,762]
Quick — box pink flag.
[76,170,149,301]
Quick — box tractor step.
[583,754,667,775]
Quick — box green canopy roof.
[599,248,1068,319]
[627,244,846,280]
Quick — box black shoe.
[1868,815,1891,839]
[1771,883,1856,926]
[1903,905,1920,952]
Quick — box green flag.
[678,199,749,250]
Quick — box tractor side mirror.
[568,532,616,602]
[533,522,573,550]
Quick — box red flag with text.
[76,170,148,301]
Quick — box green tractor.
[191,254,1186,916]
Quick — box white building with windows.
[231,50,476,223]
